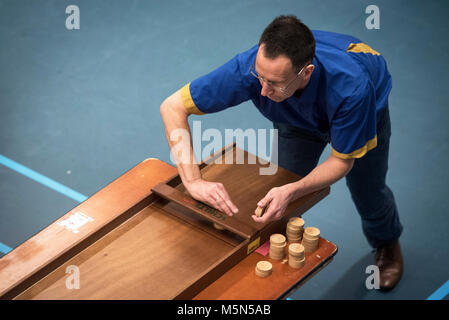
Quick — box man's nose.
[260,82,273,97]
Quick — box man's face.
[254,44,310,102]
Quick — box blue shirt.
[180,30,392,159]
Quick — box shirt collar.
[285,56,321,106]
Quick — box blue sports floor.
[1,0,448,300]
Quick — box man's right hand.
[184,179,239,216]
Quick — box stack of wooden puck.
[288,243,306,269]
[269,234,286,260]
[255,261,272,278]
[302,226,320,252]
[286,217,305,243]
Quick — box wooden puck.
[286,229,302,237]
[302,240,319,252]
[270,234,286,245]
[289,217,305,229]
[255,261,273,277]
[287,222,303,230]
[302,233,318,241]
[287,224,300,232]
[302,237,318,244]
[304,226,320,239]
[269,250,285,258]
[255,269,270,278]
[269,247,285,254]
[256,261,272,272]
[288,256,306,269]
[213,222,225,230]
[269,249,285,260]
[288,243,305,257]
[303,246,317,253]
[270,241,287,249]
[255,206,266,217]
[255,262,272,277]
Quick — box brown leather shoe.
[375,240,403,291]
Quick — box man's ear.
[304,64,315,79]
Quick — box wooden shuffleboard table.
[0,143,337,300]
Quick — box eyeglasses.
[250,60,306,96]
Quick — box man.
[160,15,403,291]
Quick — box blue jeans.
[273,106,403,248]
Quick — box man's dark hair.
[259,15,315,71]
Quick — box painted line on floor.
[427,279,449,300]
[0,154,88,255]
[0,154,88,202]
[0,242,13,255]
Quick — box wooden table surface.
[0,148,336,300]
[194,237,337,300]
[0,158,178,299]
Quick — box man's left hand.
[252,184,295,223]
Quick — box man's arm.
[160,90,201,183]
[290,153,354,200]
[252,153,354,223]
[159,90,239,216]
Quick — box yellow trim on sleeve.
[331,135,378,159]
[347,43,380,56]
[180,83,205,115]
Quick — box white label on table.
[57,212,94,234]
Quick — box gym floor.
[1,0,448,300]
